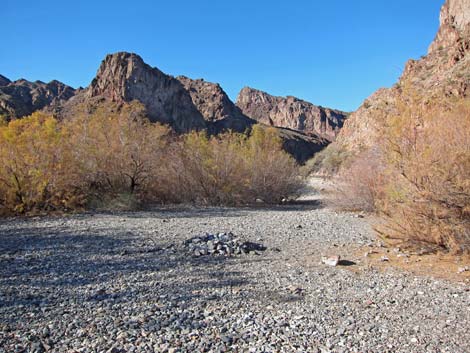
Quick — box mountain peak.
[88,52,207,132]
[0,74,11,86]
[429,0,470,53]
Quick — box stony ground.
[1,182,469,353]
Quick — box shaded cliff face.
[236,87,348,141]
[336,0,470,152]
[175,76,254,133]
[0,78,76,119]
[87,52,206,133]
[277,128,329,164]
[0,75,11,87]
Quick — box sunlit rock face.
[236,86,348,141]
[335,0,470,153]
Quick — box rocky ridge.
[429,0,470,53]
[1,51,346,161]
[63,52,332,162]
[237,87,348,141]
[0,74,11,87]
[87,53,207,133]
[0,78,76,119]
[336,0,470,152]
[176,75,254,133]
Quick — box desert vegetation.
[377,97,470,252]
[0,103,304,215]
[319,95,470,252]
[302,143,352,176]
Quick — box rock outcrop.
[86,52,258,133]
[176,76,254,133]
[277,127,329,164]
[0,75,11,87]
[335,0,470,152]
[236,87,348,141]
[87,52,206,133]
[0,79,76,119]
[429,0,470,53]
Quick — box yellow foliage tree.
[63,101,169,207]
[0,112,85,213]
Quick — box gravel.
[1,196,469,352]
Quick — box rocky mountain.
[176,76,254,133]
[73,52,331,162]
[428,0,470,54]
[335,0,470,152]
[1,51,344,162]
[82,52,256,133]
[0,78,76,119]
[0,75,11,87]
[236,87,348,141]
[87,52,206,133]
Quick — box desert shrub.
[0,112,86,214]
[330,148,386,212]
[337,94,470,251]
[377,98,470,252]
[0,115,7,127]
[244,125,303,203]
[162,131,247,205]
[162,125,304,205]
[0,107,303,214]
[303,143,352,176]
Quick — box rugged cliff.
[0,75,11,87]
[236,87,347,140]
[428,0,470,53]
[176,76,254,133]
[87,52,206,133]
[0,78,76,119]
[335,0,470,152]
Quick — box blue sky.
[3,0,443,111]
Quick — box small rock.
[321,255,340,267]
[220,335,233,344]
[287,285,304,295]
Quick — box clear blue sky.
[3,0,443,112]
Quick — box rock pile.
[184,232,266,257]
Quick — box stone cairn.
[184,232,266,257]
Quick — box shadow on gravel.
[338,260,357,266]
[0,225,254,310]
[90,199,325,220]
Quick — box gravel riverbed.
[1,193,469,352]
